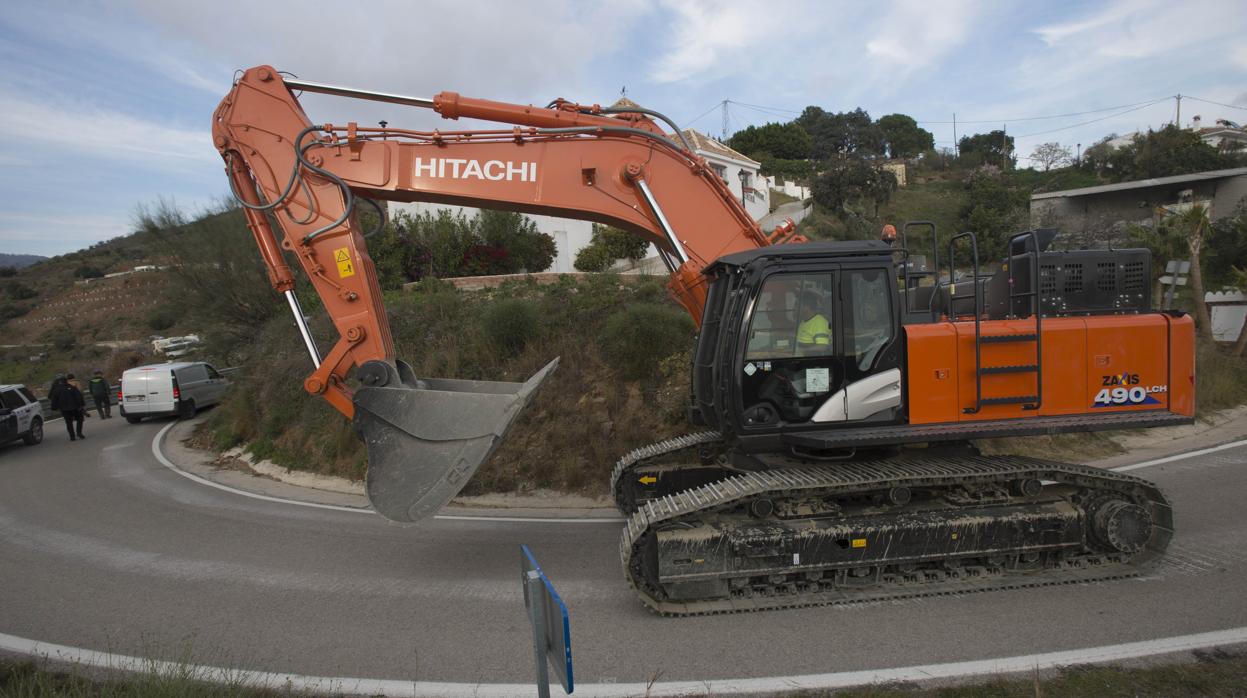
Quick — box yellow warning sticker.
[851,538,867,549]
[334,248,355,278]
[639,476,657,485]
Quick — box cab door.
[737,265,900,429]
[738,269,846,427]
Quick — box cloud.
[648,0,788,83]
[127,0,648,103]
[865,0,982,72]
[3,89,216,169]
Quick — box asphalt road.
[2,413,1246,687]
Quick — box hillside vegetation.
[200,275,695,494]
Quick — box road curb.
[4,626,1247,696]
[153,422,623,523]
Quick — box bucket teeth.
[353,357,559,522]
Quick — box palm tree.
[1169,203,1214,341]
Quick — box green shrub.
[148,307,178,331]
[482,298,541,356]
[601,303,694,381]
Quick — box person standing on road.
[50,375,86,441]
[88,370,112,418]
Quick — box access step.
[781,410,1192,450]
[980,333,1038,344]
[980,395,1039,406]
[980,364,1039,375]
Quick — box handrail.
[900,221,939,319]
[948,232,982,414]
[1006,230,1043,411]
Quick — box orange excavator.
[214,66,1194,614]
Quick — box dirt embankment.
[199,275,693,496]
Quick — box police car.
[0,384,44,446]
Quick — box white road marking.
[150,422,622,524]
[1110,438,1247,472]
[2,626,1246,697]
[153,416,1247,525]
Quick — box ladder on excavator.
[949,230,1045,414]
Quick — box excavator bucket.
[353,358,559,522]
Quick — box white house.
[679,128,771,221]
[392,100,773,274]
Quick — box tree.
[796,107,884,159]
[728,122,811,160]
[959,130,1015,168]
[476,209,556,273]
[1168,204,1215,340]
[138,200,281,345]
[957,168,1030,261]
[812,158,897,217]
[1128,125,1231,181]
[1084,126,1238,182]
[74,265,105,279]
[1029,142,1073,172]
[574,224,649,272]
[877,114,934,159]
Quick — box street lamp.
[1076,143,1082,167]
[738,169,749,207]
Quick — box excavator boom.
[212,66,796,521]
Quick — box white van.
[119,362,229,423]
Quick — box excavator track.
[620,454,1171,616]
[610,431,727,513]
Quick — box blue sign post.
[520,545,573,696]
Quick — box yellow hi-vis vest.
[797,313,830,345]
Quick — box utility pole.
[721,99,729,142]
[1175,94,1182,127]
[1002,124,1008,169]
[952,113,958,156]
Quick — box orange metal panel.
[904,324,959,424]
[955,319,1045,422]
[906,314,1185,426]
[1165,314,1196,416]
[1084,315,1171,414]
[1036,318,1088,416]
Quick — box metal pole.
[634,178,689,265]
[526,570,551,698]
[283,78,435,110]
[284,290,322,368]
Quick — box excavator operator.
[796,291,831,350]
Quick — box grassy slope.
[202,275,695,494]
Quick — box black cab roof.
[706,240,893,273]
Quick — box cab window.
[840,268,894,371]
[746,273,834,360]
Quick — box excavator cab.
[692,241,904,448]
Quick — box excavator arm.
[212,65,799,522]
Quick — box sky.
[1,0,1246,257]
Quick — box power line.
[917,97,1169,125]
[702,96,1172,127]
[729,100,802,115]
[1184,95,1247,113]
[1014,97,1170,138]
[682,102,723,129]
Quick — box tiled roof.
[609,97,643,110]
[680,128,760,166]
